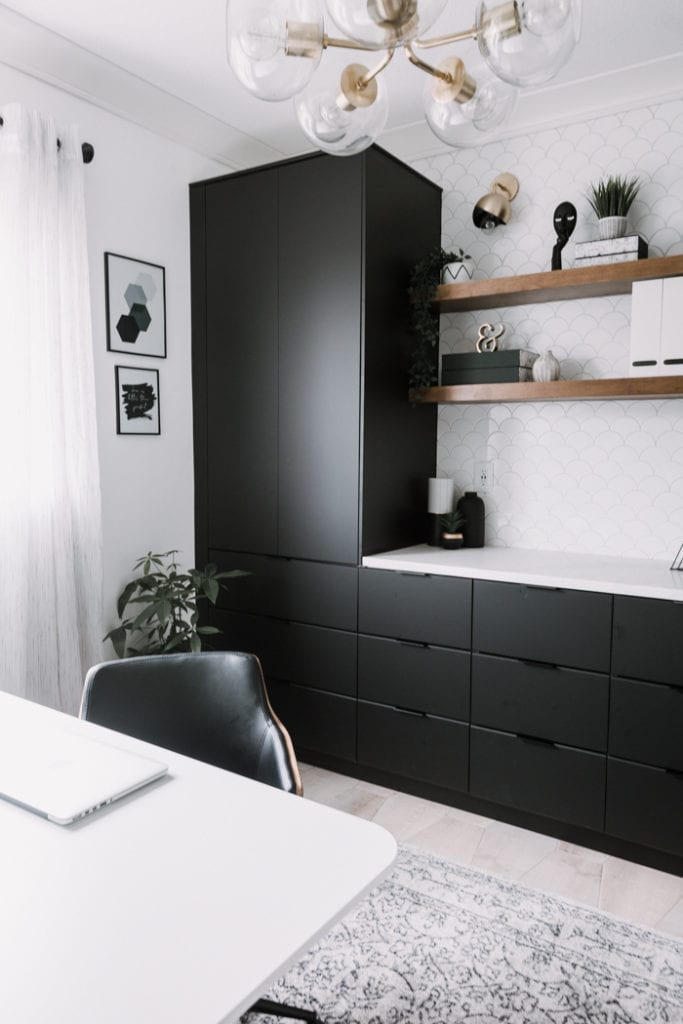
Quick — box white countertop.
[362,545,683,602]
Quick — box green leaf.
[197,626,220,635]
[116,581,139,618]
[203,578,219,604]
[190,633,201,654]
[104,626,127,659]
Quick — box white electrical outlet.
[474,461,493,493]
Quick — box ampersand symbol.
[476,322,505,353]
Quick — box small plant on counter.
[104,550,249,657]
[409,246,469,391]
[587,175,640,218]
[440,510,466,535]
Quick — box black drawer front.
[472,581,612,672]
[214,611,357,697]
[358,636,469,720]
[612,597,683,687]
[609,677,683,771]
[606,758,683,857]
[471,654,608,751]
[358,569,471,648]
[210,550,357,630]
[267,681,356,762]
[470,726,606,831]
[358,700,468,791]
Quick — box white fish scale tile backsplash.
[412,99,683,560]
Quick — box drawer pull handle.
[525,584,562,593]
[520,658,559,670]
[399,571,430,578]
[518,733,557,748]
[399,640,429,649]
[665,768,683,780]
[394,705,427,718]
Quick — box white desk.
[0,691,397,1024]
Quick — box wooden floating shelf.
[434,254,683,312]
[412,375,683,405]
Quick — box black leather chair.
[80,651,321,1023]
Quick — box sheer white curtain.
[0,104,103,713]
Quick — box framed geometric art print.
[105,252,166,358]
[115,366,161,435]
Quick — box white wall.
[0,63,226,635]
[412,99,683,561]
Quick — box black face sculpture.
[551,201,577,270]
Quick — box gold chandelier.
[226,1,581,155]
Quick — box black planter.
[457,491,485,547]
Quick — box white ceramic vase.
[598,216,628,240]
[441,259,474,285]
[532,350,561,382]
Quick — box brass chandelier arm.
[359,47,395,87]
[412,25,479,49]
[323,33,384,52]
[404,43,453,83]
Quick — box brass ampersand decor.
[476,322,506,353]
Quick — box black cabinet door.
[358,635,470,720]
[359,568,471,648]
[470,726,606,831]
[473,581,612,672]
[277,157,363,564]
[606,758,683,857]
[471,654,609,751]
[612,597,683,687]
[609,677,683,771]
[203,172,278,554]
[358,700,468,791]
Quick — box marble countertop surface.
[361,545,683,602]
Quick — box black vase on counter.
[457,491,485,547]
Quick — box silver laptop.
[0,728,168,824]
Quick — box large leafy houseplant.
[104,550,248,658]
[409,246,468,390]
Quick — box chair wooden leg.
[248,996,323,1023]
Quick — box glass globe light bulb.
[238,10,284,61]
[295,70,389,155]
[226,0,324,101]
[475,0,581,88]
[423,61,516,146]
[518,0,571,36]
[324,0,447,48]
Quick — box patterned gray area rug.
[253,846,683,1024]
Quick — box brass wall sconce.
[472,173,519,230]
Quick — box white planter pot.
[598,216,628,240]
[441,259,474,285]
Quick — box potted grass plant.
[587,174,641,240]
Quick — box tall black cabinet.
[190,147,442,764]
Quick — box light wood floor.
[300,763,683,940]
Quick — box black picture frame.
[105,252,167,358]
[115,365,161,435]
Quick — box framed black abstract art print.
[105,252,166,358]
[115,365,161,435]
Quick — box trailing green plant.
[440,510,466,534]
[409,246,470,391]
[104,550,249,658]
[587,175,640,219]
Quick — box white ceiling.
[0,0,682,168]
